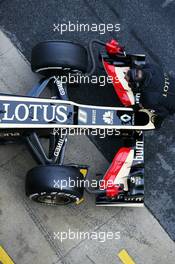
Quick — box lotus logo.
[103,111,114,124]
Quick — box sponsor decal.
[103,111,114,124]
[78,109,87,124]
[53,76,66,96]
[135,93,141,104]
[162,73,170,97]
[54,138,65,157]
[133,140,144,161]
[0,102,68,123]
[120,114,131,123]
[124,196,143,202]
[0,132,20,137]
[92,110,96,124]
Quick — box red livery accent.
[101,147,132,198]
[106,185,123,198]
[105,39,124,55]
[103,60,132,106]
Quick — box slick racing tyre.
[25,165,84,205]
[31,40,88,76]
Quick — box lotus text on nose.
[0,103,68,123]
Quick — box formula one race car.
[0,39,155,206]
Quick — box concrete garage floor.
[0,0,175,263]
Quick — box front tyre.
[31,41,88,76]
[25,165,85,205]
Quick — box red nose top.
[105,39,124,55]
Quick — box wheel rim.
[37,193,72,205]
